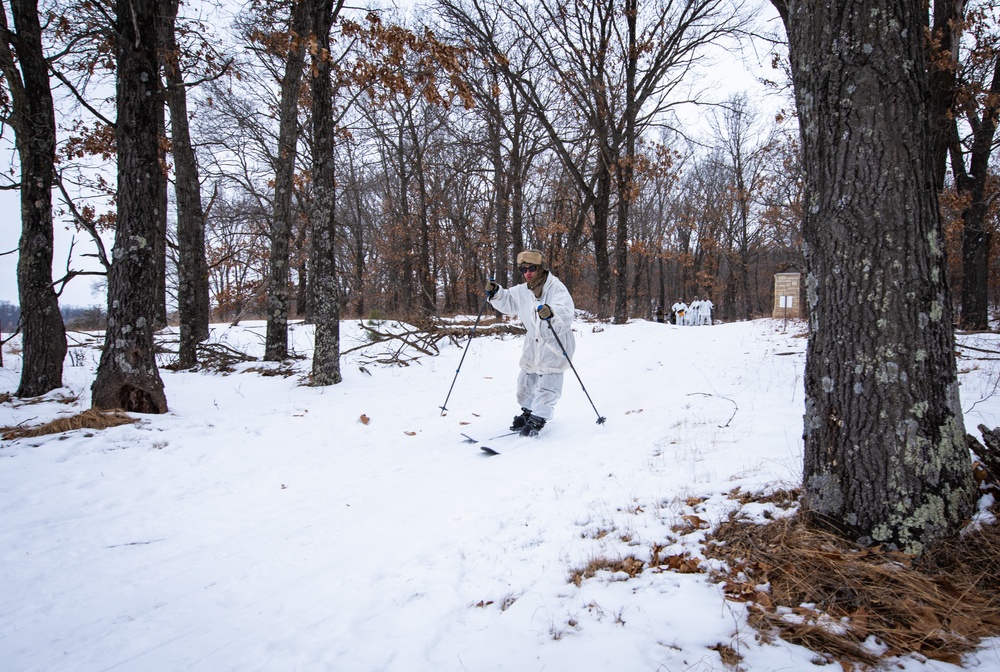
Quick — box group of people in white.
[655,297,713,325]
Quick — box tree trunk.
[397,123,416,312]
[927,0,963,192]
[954,61,1000,331]
[346,153,366,318]
[594,164,613,317]
[153,92,168,331]
[309,0,343,386]
[265,0,311,361]
[613,188,629,324]
[408,120,436,316]
[612,0,638,326]
[488,84,512,285]
[960,203,991,331]
[162,0,210,368]
[657,253,666,309]
[774,0,973,552]
[1,0,66,398]
[92,0,167,413]
[509,127,525,285]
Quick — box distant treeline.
[0,301,106,332]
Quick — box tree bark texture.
[91,0,167,413]
[265,0,311,361]
[308,0,342,386]
[777,0,974,552]
[1,0,67,397]
[162,0,210,367]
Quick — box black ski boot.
[510,408,533,431]
[519,415,546,437]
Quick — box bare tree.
[161,0,214,367]
[436,4,549,289]
[440,0,748,321]
[945,4,1000,330]
[308,0,346,385]
[264,0,311,361]
[92,0,168,413]
[709,93,776,319]
[0,0,67,397]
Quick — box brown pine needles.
[705,491,1000,667]
[2,408,137,440]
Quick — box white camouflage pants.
[516,370,565,421]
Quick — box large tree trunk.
[265,0,311,361]
[0,0,67,398]
[775,0,974,553]
[92,0,167,413]
[162,0,210,368]
[308,0,343,386]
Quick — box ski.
[461,430,522,456]
[461,430,519,444]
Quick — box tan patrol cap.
[516,249,544,268]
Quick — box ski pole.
[439,293,491,415]
[542,313,606,425]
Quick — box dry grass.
[14,392,79,406]
[568,555,646,586]
[704,491,1000,667]
[2,408,137,440]
[709,642,743,668]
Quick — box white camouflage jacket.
[489,273,576,374]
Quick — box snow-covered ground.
[2,317,999,671]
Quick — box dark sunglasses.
[519,264,539,275]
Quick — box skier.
[671,298,687,326]
[700,297,714,325]
[485,249,576,437]
[690,297,702,326]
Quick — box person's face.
[519,264,539,282]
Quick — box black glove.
[485,279,500,298]
[537,304,553,320]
